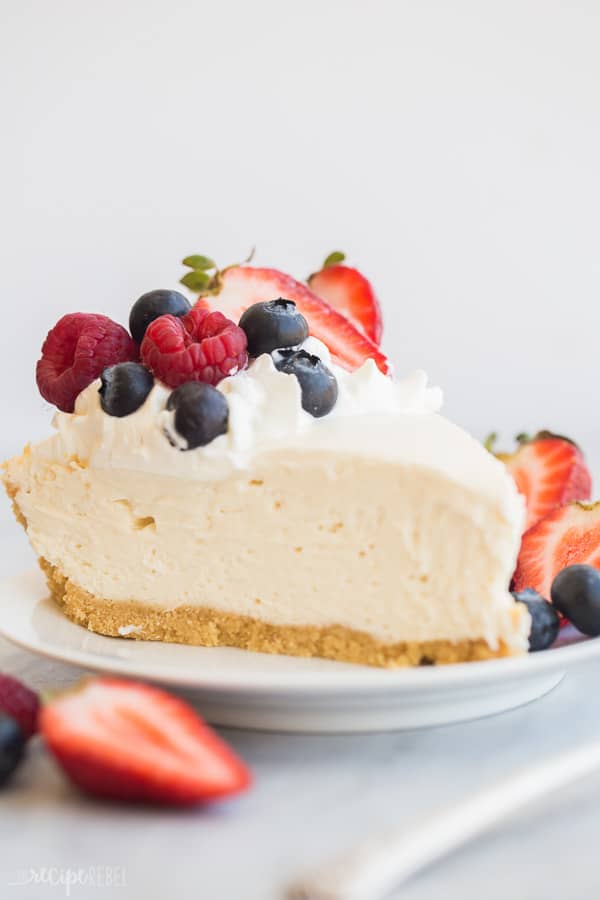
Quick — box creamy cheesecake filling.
[5,452,527,651]
[3,346,528,657]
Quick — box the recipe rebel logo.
[3,866,127,896]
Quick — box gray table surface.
[1,502,600,900]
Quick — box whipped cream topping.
[49,338,444,482]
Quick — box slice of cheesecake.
[4,340,528,667]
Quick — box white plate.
[1,569,598,733]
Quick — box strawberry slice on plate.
[492,431,592,531]
[193,265,389,375]
[40,678,251,806]
[307,251,383,344]
[513,501,600,602]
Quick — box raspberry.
[36,314,138,413]
[0,673,40,739]
[140,307,248,389]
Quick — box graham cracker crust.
[39,559,513,668]
[4,477,27,530]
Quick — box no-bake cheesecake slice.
[3,258,529,667]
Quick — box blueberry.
[129,289,191,344]
[239,299,309,357]
[166,382,229,450]
[100,363,154,417]
[551,565,600,636]
[512,589,560,652]
[276,349,338,418]
[0,715,25,787]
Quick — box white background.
[2,7,600,898]
[2,0,600,465]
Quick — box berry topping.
[512,501,600,602]
[511,589,560,651]
[140,307,247,389]
[40,677,251,805]
[99,363,154,418]
[0,715,25,787]
[276,349,338,418]
[0,674,39,740]
[239,299,309,357]
[308,251,383,344]
[36,313,138,413]
[490,431,592,531]
[129,289,191,344]
[166,382,229,449]
[551,565,600,636]
[192,265,389,374]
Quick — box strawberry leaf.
[323,251,346,269]
[534,430,580,449]
[484,432,497,453]
[182,255,216,271]
[515,432,532,446]
[180,270,212,291]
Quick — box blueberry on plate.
[100,363,154,418]
[129,289,191,344]
[166,382,229,450]
[239,299,309,357]
[276,349,338,418]
[0,715,25,787]
[551,564,600,636]
[512,588,560,652]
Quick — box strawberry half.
[198,265,389,375]
[40,678,251,806]
[513,502,600,602]
[307,252,383,344]
[493,432,592,531]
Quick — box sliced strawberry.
[495,432,592,531]
[513,502,600,602]
[308,253,383,344]
[40,678,251,806]
[200,266,389,374]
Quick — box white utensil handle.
[288,741,600,900]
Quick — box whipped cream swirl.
[51,338,442,481]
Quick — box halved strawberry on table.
[307,251,383,345]
[512,501,600,603]
[40,678,251,806]
[490,431,592,531]
[182,258,389,375]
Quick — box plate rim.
[1,567,598,694]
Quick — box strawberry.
[307,251,383,344]
[512,502,600,602]
[490,431,592,531]
[40,678,251,806]
[187,264,389,375]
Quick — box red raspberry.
[36,313,138,413]
[140,307,248,389]
[0,673,40,739]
